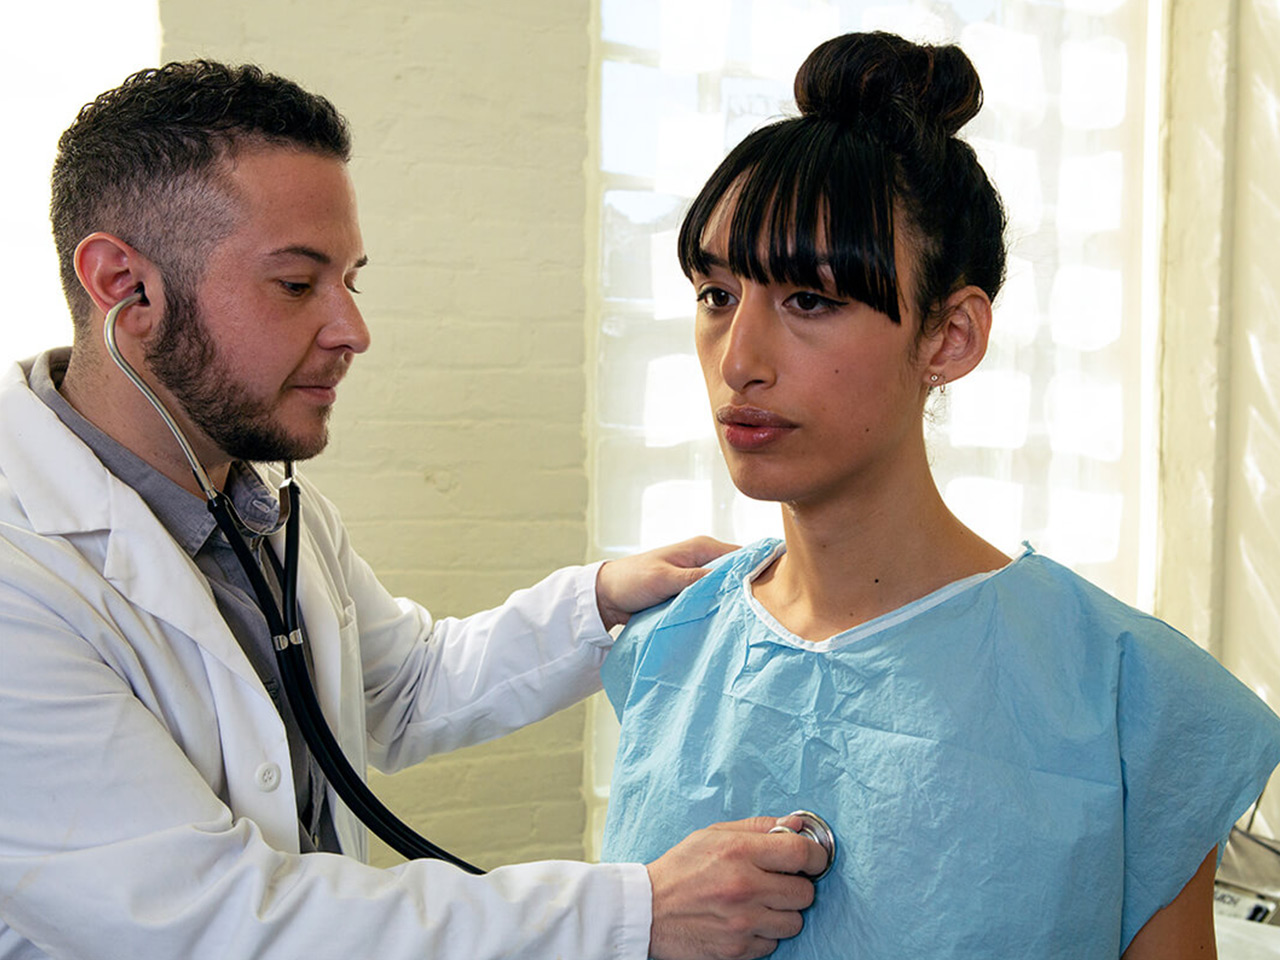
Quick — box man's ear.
[920,285,994,388]
[73,232,164,337]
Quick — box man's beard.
[144,286,330,463]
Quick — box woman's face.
[692,210,937,510]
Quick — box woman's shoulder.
[601,539,782,709]
[626,537,784,635]
[990,547,1189,646]
[993,548,1275,726]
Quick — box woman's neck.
[752,469,1010,643]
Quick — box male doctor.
[0,61,825,959]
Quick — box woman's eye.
[792,291,836,311]
[697,287,735,308]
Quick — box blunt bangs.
[678,117,902,322]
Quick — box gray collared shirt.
[30,348,338,853]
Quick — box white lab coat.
[0,359,650,960]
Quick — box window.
[586,0,1161,854]
[2,5,161,364]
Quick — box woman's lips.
[716,405,798,451]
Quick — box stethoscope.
[104,290,484,873]
[103,289,838,881]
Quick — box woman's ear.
[73,232,164,337]
[920,285,993,387]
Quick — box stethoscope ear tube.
[105,291,484,872]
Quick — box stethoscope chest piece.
[769,809,837,880]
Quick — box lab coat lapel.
[0,362,267,697]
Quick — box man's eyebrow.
[265,245,369,269]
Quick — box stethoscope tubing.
[104,293,483,873]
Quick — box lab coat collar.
[0,359,268,696]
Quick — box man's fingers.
[668,535,738,566]
[646,817,821,960]
[706,815,833,879]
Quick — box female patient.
[600,31,1280,959]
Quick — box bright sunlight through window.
[2,6,160,365]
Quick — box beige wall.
[160,0,596,865]
[1160,0,1280,826]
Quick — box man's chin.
[224,426,330,464]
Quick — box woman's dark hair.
[677,31,1006,332]
[51,60,352,331]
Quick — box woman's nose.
[719,293,776,393]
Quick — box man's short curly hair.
[50,60,351,332]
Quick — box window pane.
[1,4,161,364]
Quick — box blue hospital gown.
[601,540,1280,958]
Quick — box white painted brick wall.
[161,0,594,867]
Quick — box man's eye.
[279,281,311,296]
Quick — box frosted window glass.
[1058,152,1124,234]
[1061,36,1128,130]
[659,0,732,72]
[994,256,1042,349]
[641,480,714,548]
[1063,0,1128,14]
[655,110,729,197]
[949,371,1032,449]
[601,61,698,179]
[602,0,662,48]
[971,139,1043,237]
[749,2,842,80]
[720,75,796,151]
[1046,487,1124,564]
[644,354,714,447]
[861,5,950,43]
[960,23,1046,121]
[1046,373,1124,462]
[2,2,160,364]
[1050,265,1123,351]
[732,493,786,543]
[945,477,1025,554]
[651,230,693,319]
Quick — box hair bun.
[794,32,982,140]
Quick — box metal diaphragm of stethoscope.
[769,810,837,880]
[104,289,483,873]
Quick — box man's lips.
[288,374,345,405]
[292,384,338,404]
[716,405,798,450]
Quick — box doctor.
[0,61,825,960]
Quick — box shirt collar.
[29,348,284,556]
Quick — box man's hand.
[595,537,736,631]
[646,816,827,960]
